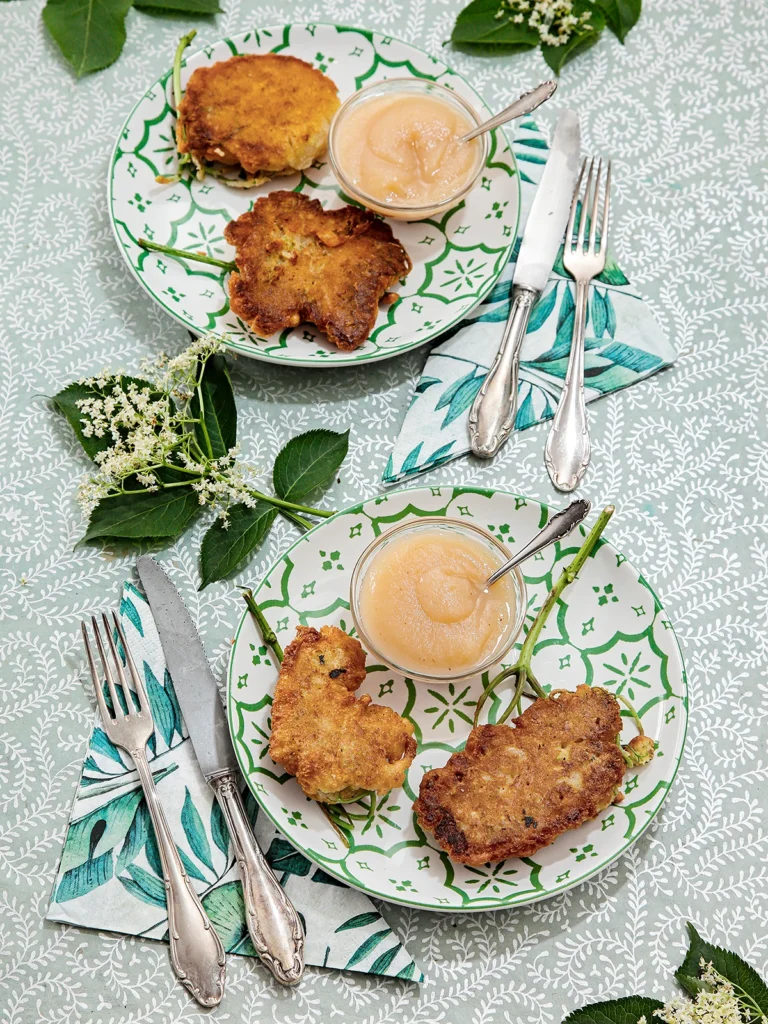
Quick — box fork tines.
[81,613,150,722]
[567,156,612,255]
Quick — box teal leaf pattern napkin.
[47,583,423,982]
[384,118,677,484]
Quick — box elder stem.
[138,238,236,272]
[240,588,283,662]
[473,505,615,728]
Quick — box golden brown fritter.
[177,53,339,180]
[414,686,626,865]
[224,191,412,350]
[269,626,417,803]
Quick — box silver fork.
[82,614,226,1007]
[544,157,611,491]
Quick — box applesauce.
[328,79,488,221]
[351,519,524,681]
[332,93,480,208]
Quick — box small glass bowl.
[349,518,527,683]
[328,78,489,222]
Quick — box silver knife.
[136,556,305,986]
[469,108,581,458]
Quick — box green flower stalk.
[471,503,652,762]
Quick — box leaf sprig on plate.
[451,0,642,73]
[42,0,219,78]
[52,335,348,588]
[564,924,768,1024]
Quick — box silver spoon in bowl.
[459,80,558,144]
[485,498,591,589]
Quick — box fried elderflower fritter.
[414,685,626,865]
[224,191,412,350]
[177,53,339,181]
[269,626,417,803]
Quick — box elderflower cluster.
[637,962,768,1024]
[74,335,255,525]
[494,0,591,47]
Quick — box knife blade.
[136,556,305,986]
[469,108,581,458]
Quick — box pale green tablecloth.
[1,2,767,1021]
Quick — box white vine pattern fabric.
[1,1,767,1022]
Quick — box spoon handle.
[485,499,591,587]
[460,80,558,144]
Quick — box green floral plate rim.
[227,486,688,911]
[107,23,521,368]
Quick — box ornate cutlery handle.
[545,278,591,491]
[210,772,305,985]
[469,286,538,459]
[132,750,226,1007]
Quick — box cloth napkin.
[384,117,677,484]
[47,582,423,982]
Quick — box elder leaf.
[451,0,539,52]
[541,0,605,73]
[199,502,277,588]
[562,996,665,1024]
[135,0,221,13]
[84,487,200,542]
[594,0,641,42]
[273,429,349,503]
[189,353,237,461]
[676,922,768,1021]
[42,0,133,77]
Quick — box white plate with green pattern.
[108,24,520,367]
[227,486,688,912]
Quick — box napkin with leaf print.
[47,582,422,982]
[384,117,677,484]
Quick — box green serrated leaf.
[676,923,768,1022]
[562,995,665,1024]
[542,1,605,73]
[84,487,200,542]
[451,0,539,50]
[199,501,277,588]
[273,429,349,503]
[676,975,709,997]
[135,0,221,11]
[52,377,157,462]
[594,0,641,41]
[43,0,133,77]
[189,353,236,461]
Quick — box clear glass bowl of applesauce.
[350,518,527,683]
[328,78,489,222]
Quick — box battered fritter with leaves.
[269,626,417,803]
[224,191,412,350]
[414,685,627,865]
[177,53,339,182]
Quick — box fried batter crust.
[224,191,412,350]
[177,54,339,176]
[269,626,417,802]
[414,686,626,865]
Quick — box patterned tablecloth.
[1,2,766,1022]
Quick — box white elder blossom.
[638,961,768,1024]
[494,0,591,46]
[74,335,255,522]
